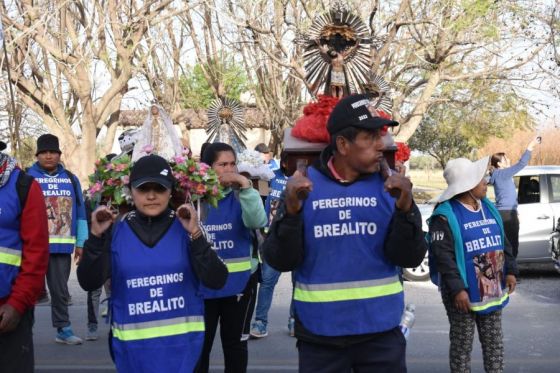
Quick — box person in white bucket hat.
[428,156,518,373]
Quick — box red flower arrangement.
[395,142,411,163]
[292,95,339,143]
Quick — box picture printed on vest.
[311,196,379,238]
[455,202,505,304]
[36,177,74,238]
[126,272,187,316]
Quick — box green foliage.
[409,79,533,168]
[409,118,474,169]
[179,58,249,109]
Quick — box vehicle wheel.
[402,253,430,282]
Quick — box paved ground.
[33,263,560,372]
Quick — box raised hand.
[91,206,116,238]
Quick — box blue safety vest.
[0,169,23,298]
[264,169,288,226]
[450,200,509,314]
[200,192,252,298]
[110,218,205,373]
[295,167,404,337]
[27,166,78,254]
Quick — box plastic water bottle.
[399,303,416,340]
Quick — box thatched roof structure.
[118,107,269,129]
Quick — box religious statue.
[132,104,183,162]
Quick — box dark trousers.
[297,327,407,373]
[499,210,519,258]
[46,253,71,329]
[0,308,35,373]
[196,272,258,373]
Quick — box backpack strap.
[16,170,34,212]
[65,170,82,207]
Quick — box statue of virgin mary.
[131,104,183,162]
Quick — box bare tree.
[0,0,180,179]
[197,1,557,144]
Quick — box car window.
[517,175,540,204]
[550,175,560,203]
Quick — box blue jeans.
[255,261,294,326]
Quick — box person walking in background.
[489,137,540,259]
[197,143,267,373]
[263,94,427,372]
[254,143,279,171]
[0,141,49,372]
[250,151,295,339]
[429,156,518,373]
[78,154,228,372]
[27,134,88,345]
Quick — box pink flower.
[212,185,219,196]
[105,163,114,170]
[199,162,210,172]
[195,183,207,195]
[95,160,101,167]
[173,156,186,164]
[106,178,115,186]
[89,181,103,194]
[115,163,127,172]
[120,175,129,184]
[188,165,196,173]
[143,144,154,154]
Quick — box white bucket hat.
[437,156,490,203]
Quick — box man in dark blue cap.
[263,94,428,372]
[27,134,87,345]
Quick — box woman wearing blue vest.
[196,143,267,373]
[429,156,518,373]
[77,155,228,373]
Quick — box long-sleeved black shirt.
[262,146,428,347]
[77,208,228,292]
[429,213,518,298]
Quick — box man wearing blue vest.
[0,141,49,372]
[27,134,88,345]
[263,94,428,372]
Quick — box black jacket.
[77,208,228,292]
[262,146,428,346]
[429,212,518,298]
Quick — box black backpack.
[16,171,34,211]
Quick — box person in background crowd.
[489,137,540,259]
[78,154,228,372]
[263,94,427,372]
[27,134,87,345]
[196,143,268,373]
[250,151,295,339]
[255,143,279,171]
[429,156,518,373]
[0,140,49,372]
[83,153,116,341]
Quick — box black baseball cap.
[0,140,6,152]
[36,134,62,155]
[129,155,175,189]
[326,93,399,135]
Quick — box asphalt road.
[33,263,560,372]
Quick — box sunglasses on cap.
[135,183,169,193]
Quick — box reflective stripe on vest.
[0,246,22,267]
[294,275,403,303]
[112,315,205,342]
[49,236,76,245]
[470,292,509,312]
[223,257,252,273]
